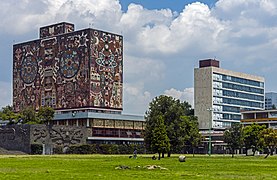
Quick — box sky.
[1,0,277,115]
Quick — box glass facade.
[212,72,264,129]
[265,92,277,110]
[222,82,264,94]
[221,74,264,87]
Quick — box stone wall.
[0,125,31,153]
[0,124,87,154]
[31,125,87,146]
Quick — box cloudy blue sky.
[1,0,277,115]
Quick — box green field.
[0,154,277,179]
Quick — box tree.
[1,105,55,125]
[185,116,202,157]
[224,123,244,158]
[243,123,266,156]
[37,106,55,123]
[150,115,170,160]
[144,95,194,157]
[259,128,277,158]
[166,116,190,154]
[0,105,22,124]
[21,107,38,124]
[272,104,276,109]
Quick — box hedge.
[57,144,148,154]
[31,144,43,155]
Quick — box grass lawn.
[0,154,277,179]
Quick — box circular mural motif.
[20,55,38,84]
[59,49,80,79]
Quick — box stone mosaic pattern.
[0,125,30,153]
[0,125,87,153]
[13,23,123,112]
[31,125,87,146]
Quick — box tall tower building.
[194,59,265,130]
[13,22,144,144]
[13,22,123,113]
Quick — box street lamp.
[207,108,213,156]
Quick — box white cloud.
[124,55,166,82]
[3,0,277,114]
[0,0,123,34]
[124,2,226,57]
[123,82,152,115]
[164,88,194,107]
[0,81,12,108]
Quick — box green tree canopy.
[185,116,202,156]
[0,105,22,124]
[150,115,170,160]
[37,106,55,123]
[224,123,244,158]
[243,123,266,156]
[144,95,197,156]
[21,107,38,124]
[0,105,55,125]
[259,128,277,158]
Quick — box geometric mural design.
[13,22,123,112]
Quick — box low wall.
[0,124,88,154]
[0,125,31,153]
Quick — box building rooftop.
[199,59,220,68]
[241,109,277,114]
[54,111,144,121]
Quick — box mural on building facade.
[13,23,123,112]
[32,125,86,146]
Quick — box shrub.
[53,146,63,154]
[67,144,98,154]
[99,144,115,154]
[64,144,146,154]
[31,144,43,155]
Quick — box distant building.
[12,22,144,145]
[194,59,265,130]
[265,92,277,110]
[241,109,277,130]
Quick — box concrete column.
[87,118,90,127]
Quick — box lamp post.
[207,108,213,156]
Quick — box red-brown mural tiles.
[13,28,123,112]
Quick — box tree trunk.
[162,152,165,158]
[263,148,269,159]
[158,152,161,160]
[246,149,248,156]
[167,151,171,157]
[265,148,269,159]
[193,147,195,157]
[232,149,234,158]
[252,149,256,156]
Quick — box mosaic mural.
[13,23,123,112]
[39,22,74,39]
